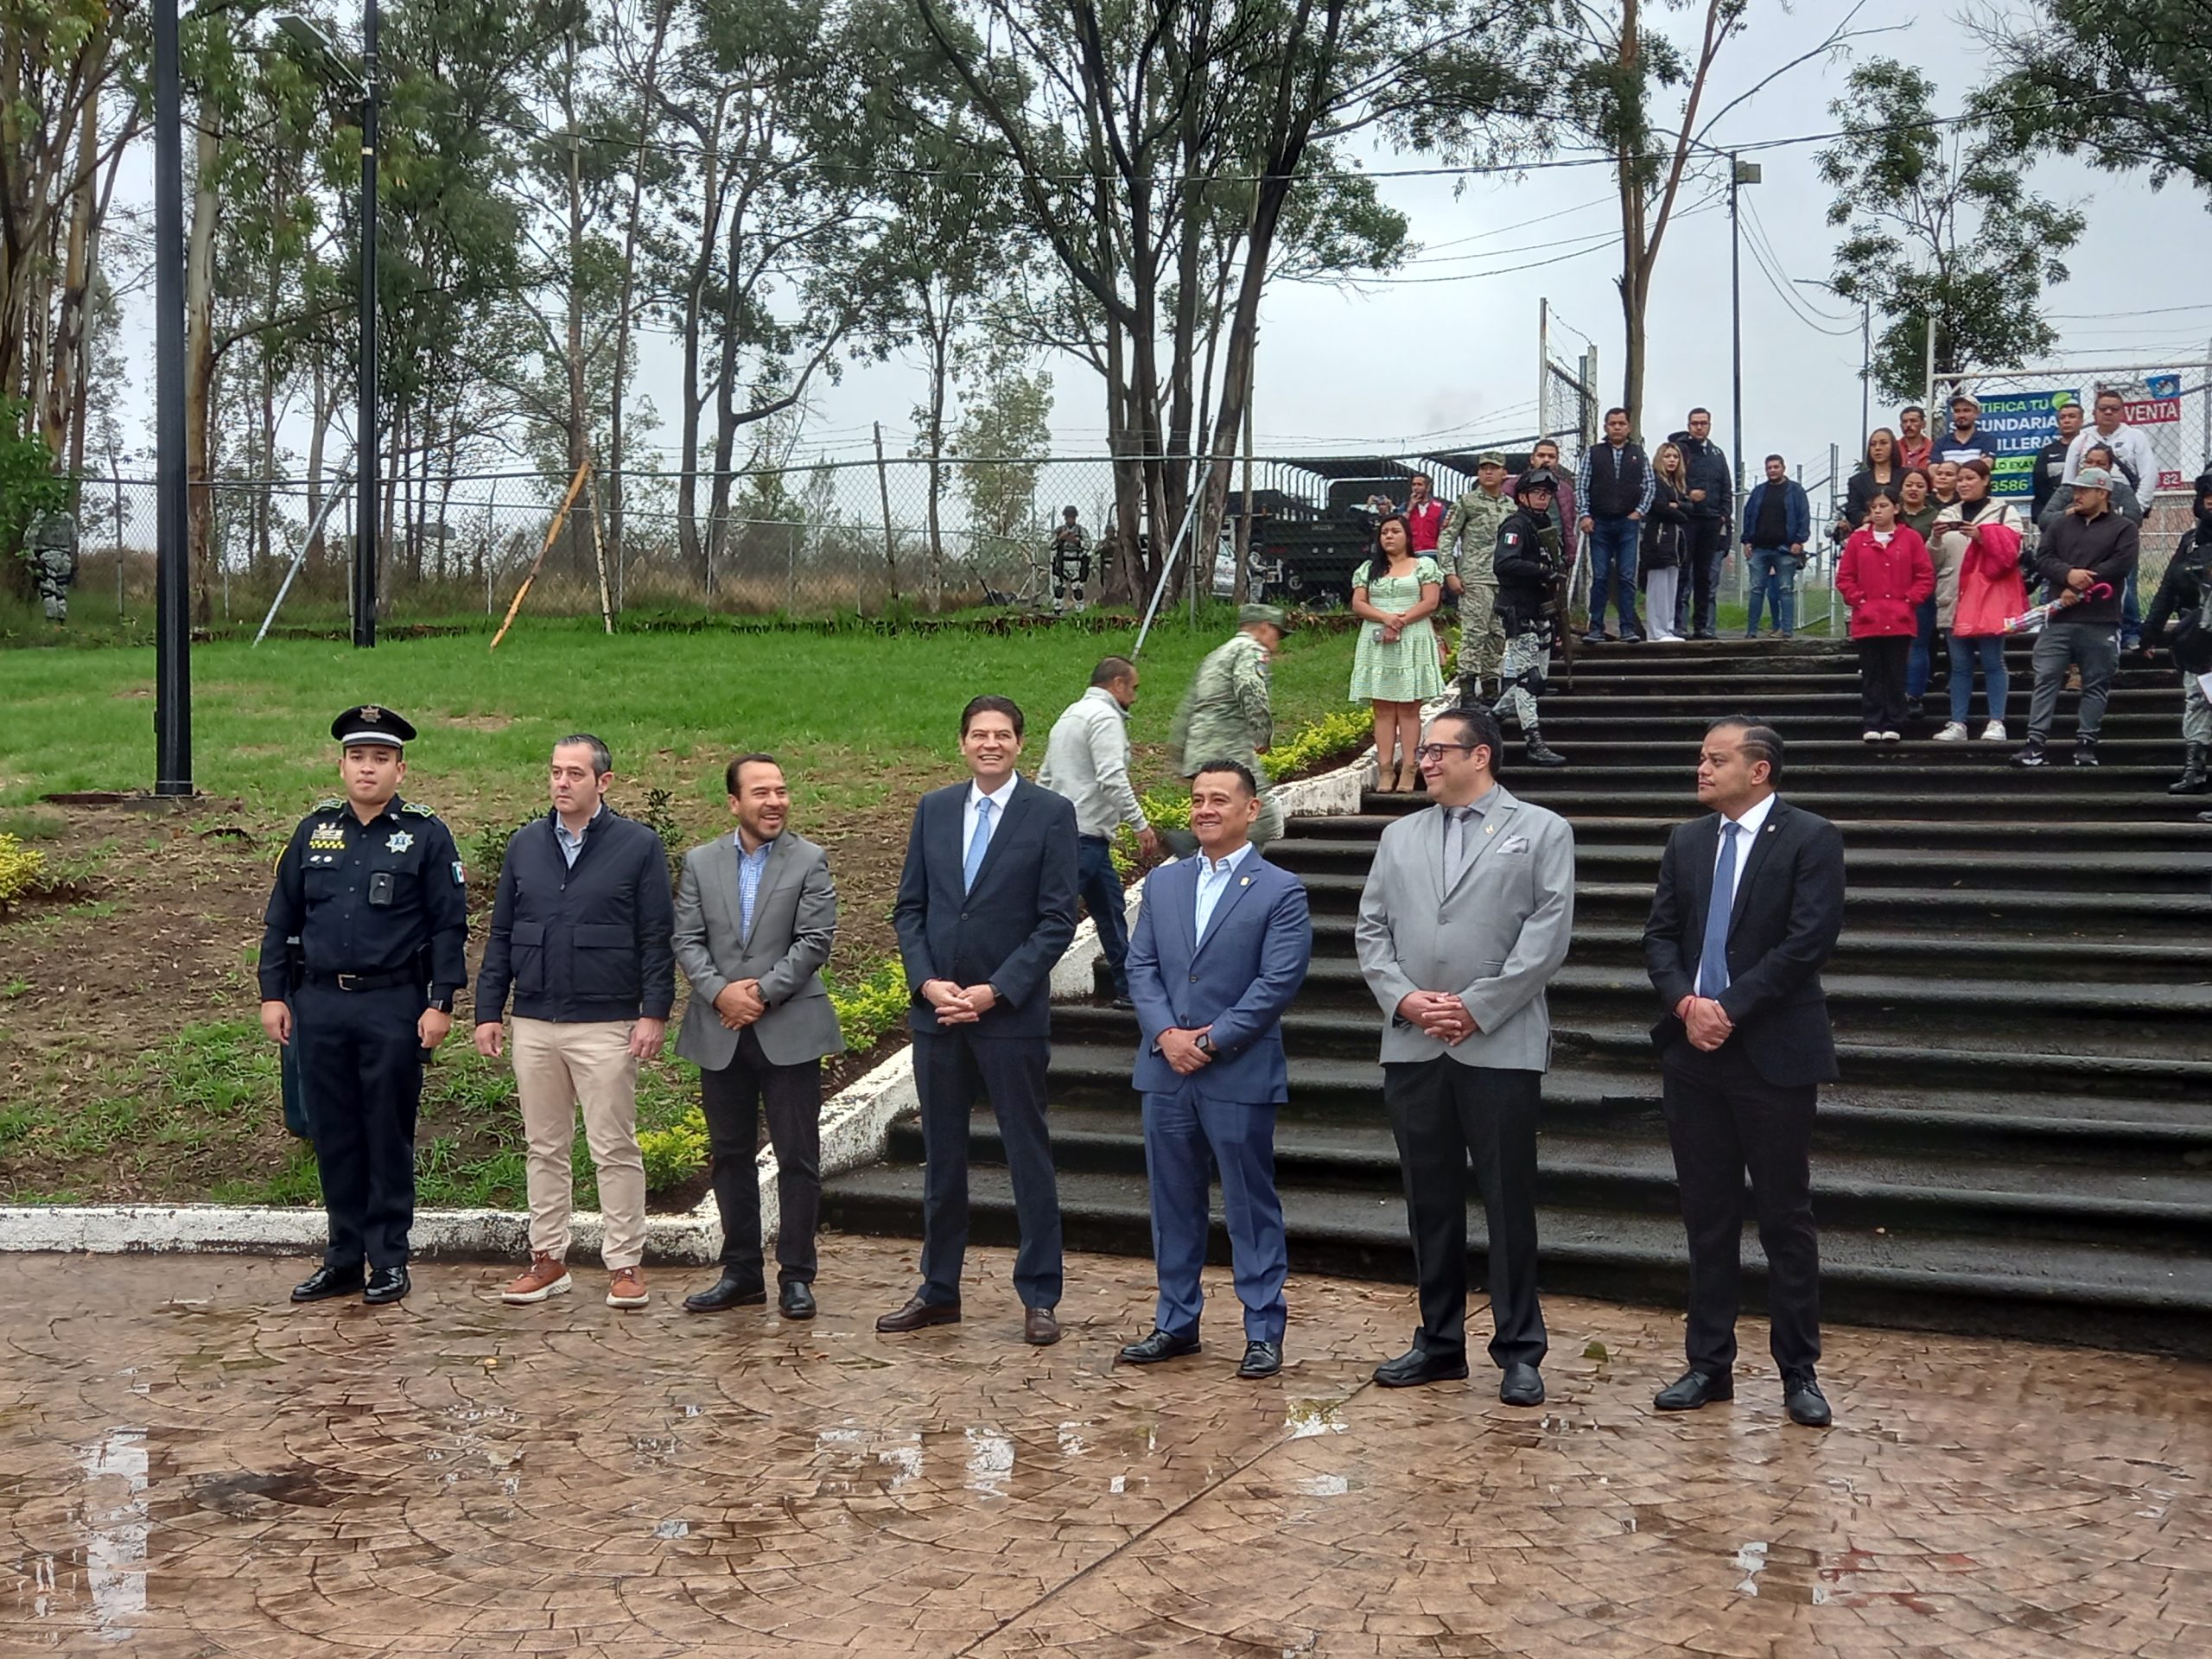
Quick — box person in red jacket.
[1836,491,1936,742]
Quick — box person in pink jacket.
[1931,457,2030,742]
[1836,490,1936,742]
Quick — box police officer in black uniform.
[1491,469,1570,768]
[258,706,469,1306]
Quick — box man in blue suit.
[1119,760,1313,1379]
[880,696,1081,1345]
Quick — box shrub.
[825,957,910,1052]
[0,834,47,905]
[639,1112,709,1192]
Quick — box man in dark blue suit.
[1642,718,1846,1428]
[1118,761,1313,1379]
[880,696,1081,1345]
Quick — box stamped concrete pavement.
[2,1237,2206,1656]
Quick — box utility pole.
[354,0,381,647]
[152,0,191,795]
[1729,156,1761,493]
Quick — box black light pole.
[153,0,192,795]
[353,0,380,649]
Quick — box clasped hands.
[714,978,767,1030]
[1675,994,1734,1052]
[1157,1026,1213,1075]
[1397,990,1478,1046]
[922,978,1000,1026]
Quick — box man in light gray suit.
[1355,704,1576,1403]
[673,753,842,1319]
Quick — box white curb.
[0,747,1373,1262]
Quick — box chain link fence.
[64,445,1580,633]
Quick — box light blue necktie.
[963,797,995,893]
[1698,821,1740,998]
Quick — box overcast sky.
[105,0,2212,502]
[764,0,2212,493]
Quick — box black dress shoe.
[1110,995,1136,1011]
[1498,1363,1545,1406]
[1023,1306,1061,1346]
[684,1271,767,1313]
[1372,1346,1469,1388]
[1118,1327,1201,1365]
[779,1281,817,1320]
[290,1262,365,1303]
[363,1265,410,1306]
[1653,1369,1734,1410]
[1783,1372,1833,1427]
[876,1294,961,1332]
[1237,1339,1283,1380]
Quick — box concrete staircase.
[823,639,2212,1357]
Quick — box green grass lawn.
[0,606,1366,827]
[0,606,1377,1207]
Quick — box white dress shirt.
[1712,790,1777,917]
[1035,687,1147,837]
[1193,839,1256,939]
[963,774,1019,868]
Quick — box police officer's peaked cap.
[332,704,418,748]
[1514,467,1560,498]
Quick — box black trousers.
[293,981,423,1270]
[1684,518,1727,634]
[699,1027,822,1288]
[1855,636,1910,731]
[914,1028,1062,1311]
[1381,1058,1546,1370]
[1660,1038,1821,1376]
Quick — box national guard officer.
[1492,471,1570,768]
[258,706,469,1306]
[1438,453,1513,701]
[1168,603,1287,844]
[22,508,79,623]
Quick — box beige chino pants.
[511,1018,648,1270]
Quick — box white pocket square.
[1498,835,1532,855]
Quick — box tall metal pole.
[1859,299,1872,442]
[1728,152,1745,494]
[353,0,380,648]
[152,0,191,795]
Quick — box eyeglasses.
[1413,742,1481,762]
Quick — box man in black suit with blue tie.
[1642,718,1846,1427]
[880,696,1081,1345]
[1117,761,1312,1380]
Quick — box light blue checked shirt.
[553,802,604,868]
[735,831,776,939]
[1192,840,1256,941]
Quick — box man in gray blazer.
[1355,704,1576,1403]
[672,753,842,1319]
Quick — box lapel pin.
[1239,875,1250,886]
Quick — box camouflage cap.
[1475,451,1507,469]
[1238,602,1289,632]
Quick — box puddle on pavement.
[1283,1397,1349,1439]
[16,1427,154,1641]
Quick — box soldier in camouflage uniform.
[1437,453,1512,699]
[22,509,79,623]
[1169,603,1288,844]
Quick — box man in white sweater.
[1037,658,1161,1007]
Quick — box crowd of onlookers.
[1339,389,2212,803]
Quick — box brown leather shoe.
[875,1294,960,1333]
[1023,1306,1061,1346]
[605,1267,649,1309]
[500,1253,571,1305]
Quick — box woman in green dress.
[1350,512,1447,791]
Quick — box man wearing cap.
[1438,454,1513,700]
[1491,471,1570,767]
[258,707,469,1306]
[1936,394,1998,467]
[2013,466,2140,769]
[1169,604,1289,843]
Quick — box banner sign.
[1975,389,2078,499]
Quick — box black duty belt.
[306,969,420,993]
